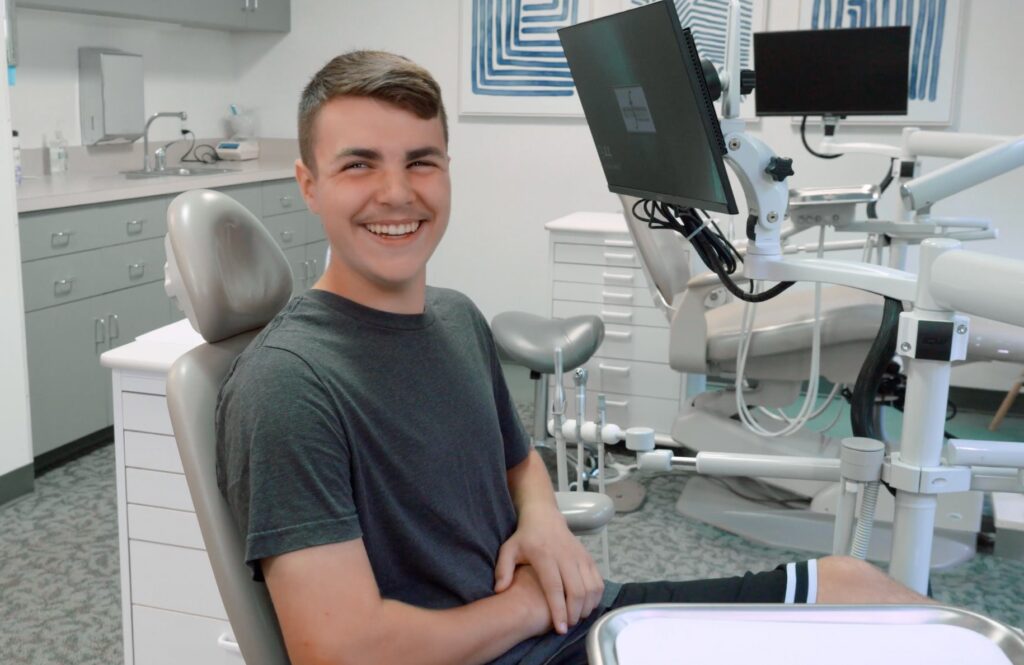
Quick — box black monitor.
[558,1,738,214]
[754,26,911,116]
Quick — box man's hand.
[493,501,604,635]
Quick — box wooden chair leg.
[989,372,1024,432]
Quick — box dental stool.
[490,312,615,537]
[164,189,293,665]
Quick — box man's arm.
[264,538,551,665]
[495,449,605,635]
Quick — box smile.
[365,220,422,238]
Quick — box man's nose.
[376,167,415,206]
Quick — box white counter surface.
[17,141,299,213]
[544,211,629,235]
[100,318,204,374]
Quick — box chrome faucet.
[142,111,188,172]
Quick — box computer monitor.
[754,26,911,117]
[558,1,738,214]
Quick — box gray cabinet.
[18,0,289,32]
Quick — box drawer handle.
[602,271,634,284]
[599,363,631,375]
[603,251,636,262]
[605,331,632,341]
[600,310,632,321]
[128,262,146,279]
[279,195,294,208]
[50,230,73,248]
[605,399,630,408]
[604,239,635,248]
[126,219,145,235]
[94,317,107,351]
[107,314,120,343]
[280,230,294,243]
[54,278,75,296]
[217,634,242,654]
[602,290,633,303]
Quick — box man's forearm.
[507,449,560,517]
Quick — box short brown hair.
[298,50,449,173]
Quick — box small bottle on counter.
[12,130,22,187]
[42,132,69,175]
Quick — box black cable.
[633,199,796,303]
[800,115,843,160]
[179,130,220,164]
[867,158,898,219]
[850,297,903,440]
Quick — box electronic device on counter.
[215,139,260,161]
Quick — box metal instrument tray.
[789,184,880,206]
[588,604,1024,665]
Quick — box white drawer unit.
[546,212,685,443]
[130,539,228,620]
[125,467,194,512]
[124,431,184,474]
[128,504,204,550]
[132,606,241,665]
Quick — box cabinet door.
[105,282,174,353]
[306,240,329,286]
[245,0,290,32]
[284,245,308,297]
[25,297,111,456]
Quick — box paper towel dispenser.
[79,48,144,145]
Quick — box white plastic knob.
[638,450,672,472]
[581,421,600,443]
[561,419,578,442]
[625,427,656,452]
[601,423,624,444]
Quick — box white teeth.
[367,221,421,237]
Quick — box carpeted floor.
[1,404,1023,664]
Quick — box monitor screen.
[754,26,911,116]
[558,1,738,214]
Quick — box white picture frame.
[797,0,963,125]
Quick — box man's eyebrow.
[333,148,382,163]
[406,147,446,161]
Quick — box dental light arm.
[901,135,1024,210]
[929,250,1024,328]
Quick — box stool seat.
[492,312,605,374]
[556,491,615,534]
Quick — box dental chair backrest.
[617,194,692,317]
[163,189,294,665]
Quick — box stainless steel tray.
[789,184,880,206]
[588,604,1024,665]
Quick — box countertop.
[100,318,204,373]
[16,139,299,213]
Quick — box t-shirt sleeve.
[216,345,362,579]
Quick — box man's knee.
[816,555,932,604]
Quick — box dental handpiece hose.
[552,348,569,493]
[574,368,588,490]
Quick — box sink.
[121,166,240,179]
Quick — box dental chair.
[617,193,1024,563]
[163,189,293,665]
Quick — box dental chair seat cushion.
[703,286,1024,365]
[491,311,605,374]
[556,490,615,534]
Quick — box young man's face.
[296,96,451,307]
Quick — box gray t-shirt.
[216,287,552,663]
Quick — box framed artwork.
[457,0,766,118]
[799,0,963,125]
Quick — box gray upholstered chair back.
[163,189,293,665]
[618,194,693,314]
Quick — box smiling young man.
[216,51,931,665]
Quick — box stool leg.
[989,373,1024,432]
[531,371,549,448]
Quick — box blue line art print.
[470,0,579,97]
[630,0,757,72]
[809,0,948,102]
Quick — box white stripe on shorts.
[784,561,796,603]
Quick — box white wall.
[1,1,34,483]
[10,8,241,149]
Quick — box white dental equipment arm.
[901,134,1024,211]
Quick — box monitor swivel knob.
[701,58,723,102]
[765,156,795,182]
[740,69,756,95]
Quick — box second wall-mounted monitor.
[754,26,911,117]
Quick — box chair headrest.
[164,189,294,343]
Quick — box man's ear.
[295,158,320,215]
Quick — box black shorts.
[544,560,818,665]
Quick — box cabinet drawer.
[124,431,183,473]
[554,242,642,268]
[21,248,107,310]
[133,605,241,665]
[219,182,263,218]
[263,210,307,249]
[552,262,648,288]
[126,468,194,511]
[305,210,326,243]
[128,504,204,549]
[122,392,173,435]
[20,196,168,261]
[571,356,681,400]
[553,299,668,329]
[261,180,306,217]
[129,540,226,619]
[552,282,656,309]
[100,236,166,292]
[565,388,678,435]
[598,324,670,364]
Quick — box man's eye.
[410,160,437,169]
[341,162,368,171]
